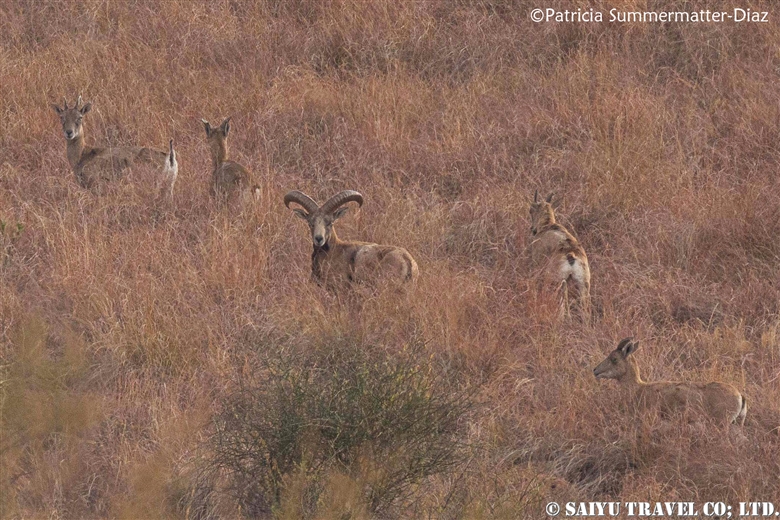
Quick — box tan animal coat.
[202,117,259,204]
[594,338,747,425]
[52,97,177,197]
[284,190,418,291]
[528,191,590,320]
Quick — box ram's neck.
[311,229,345,282]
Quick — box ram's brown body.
[594,339,747,425]
[528,192,590,319]
[311,230,419,290]
[285,190,418,291]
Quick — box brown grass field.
[3,0,780,518]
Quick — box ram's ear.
[332,206,350,220]
[545,192,554,203]
[201,119,211,137]
[625,340,640,357]
[292,209,309,220]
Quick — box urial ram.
[284,190,418,290]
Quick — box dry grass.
[3,0,780,518]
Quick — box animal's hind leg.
[578,279,591,325]
[557,279,570,320]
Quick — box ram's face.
[309,213,334,248]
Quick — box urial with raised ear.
[51,96,177,198]
[284,190,419,289]
[201,117,260,204]
[594,338,747,425]
[528,190,590,321]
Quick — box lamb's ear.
[332,206,350,220]
[292,209,309,220]
[201,119,211,137]
[545,192,554,203]
[79,102,91,115]
[51,104,63,115]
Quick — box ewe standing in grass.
[284,190,418,290]
[51,96,177,199]
[201,117,260,206]
[528,191,590,321]
[594,338,747,425]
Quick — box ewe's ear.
[333,206,350,220]
[220,117,231,137]
[616,337,633,357]
[80,102,91,115]
[625,340,640,357]
[545,192,554,203]
[201,119,211,137]
[292,209,309,220]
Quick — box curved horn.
[320,190,364,215]
[284,190,319,214]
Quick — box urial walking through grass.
[528,190,590,322]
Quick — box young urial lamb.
[593,338,747,425]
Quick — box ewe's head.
[201,117,231,159]
[528,190,556,236]
[284,190,364,249]
[51,96,91,141]
[593,338,639,381]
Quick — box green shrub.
[192,334,472,518]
